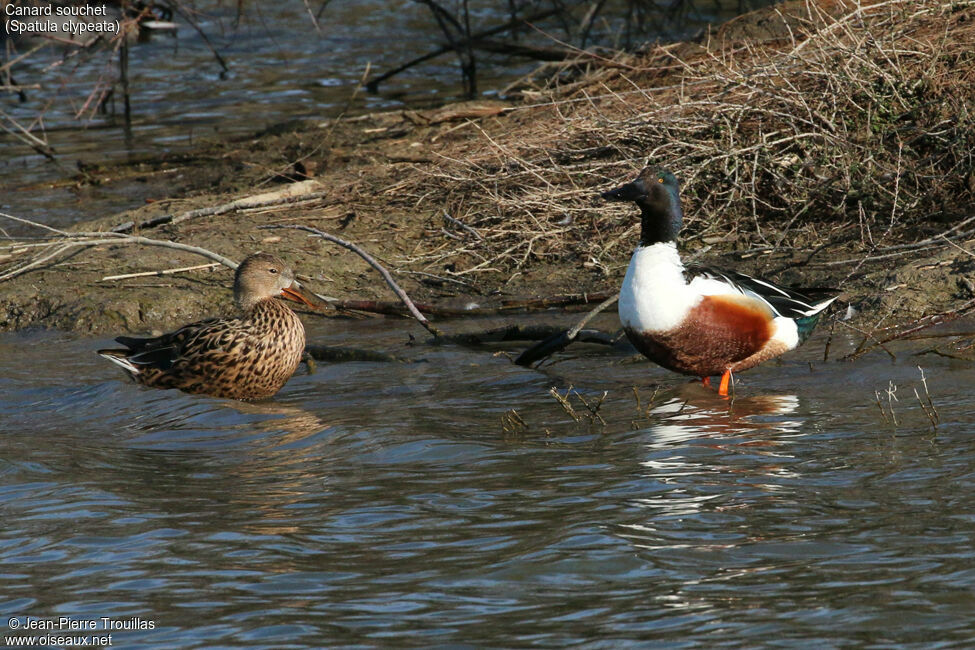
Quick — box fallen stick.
[111,182,328,234]
[515,294,619,366]
[329,291,614,319]
[304,344,407,363]
[0,211,239,282]
[262,224,445,338]
[439,323,619,347]
[0,243,81,282]
[101,262,221,281]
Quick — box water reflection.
[2,326,975,645]
[621,389,803,552]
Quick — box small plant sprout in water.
[501,409,528,435]
[549,385,608,426]
[876,380,899,427]
[914,365,940,430]
[874,366,939,431]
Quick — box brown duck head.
[233,253,321,311]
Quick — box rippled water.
[2,315,974,647]
[1,0,775,229]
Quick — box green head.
[601,167,683,246]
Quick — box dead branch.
[841,297,975,361]
[0,211,239,282]
[438,323,618,347]
[112,181,328,233]
[515,294,619,366]
[329,291,613,319]
[262,223,445,338]
[304,344,406,363]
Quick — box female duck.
[99,253,319,400]
[602,167,836,396]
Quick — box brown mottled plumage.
[98,253,319,401]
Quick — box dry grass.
[4,0,975,334]
[388,0,975,285]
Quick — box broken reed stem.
[515,293,619,366]
[101,262,221,281]
[549,385,581,422]
[573,388,608,425]
[0,211,239,283]
[883,380,899,427]
[550,385,608,425]
[914,365,940,428]
[501,409,528,434]
[262,223,445,338]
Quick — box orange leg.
[702,376,711,388]
[718,370,732,396]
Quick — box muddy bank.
[2,0,974,336]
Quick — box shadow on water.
[2,316,975,645]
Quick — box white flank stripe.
[801,296,838,316]
[99,353,140,375]
[771,316,799,349]
[748,275,792,297]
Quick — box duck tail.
[795,296,838,344]
[97,349,141,376]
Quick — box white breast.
[618,243,694,333]
[618,242,742,334]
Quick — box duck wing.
[101,317,230,372]
[687,265,837,319]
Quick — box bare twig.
[0,212,239,283]
[442,211,483,240]
[262,223,445,338]
[515,294,618,366]
[842,297,975,361]
[101,262,221,282]
[112,182,327,233]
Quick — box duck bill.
[601,178,648,202]
[280,282,324,310]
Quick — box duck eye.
[268,268,278,274]
[657,177,664,183]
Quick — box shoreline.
[2,0,974,338]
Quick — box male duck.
[602,167,836,396]
[99,253,320,401]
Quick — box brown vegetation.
[2,0,975,336]
[391,0,975,285]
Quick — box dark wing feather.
[114,318,229,370]
[686,265,837,319]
